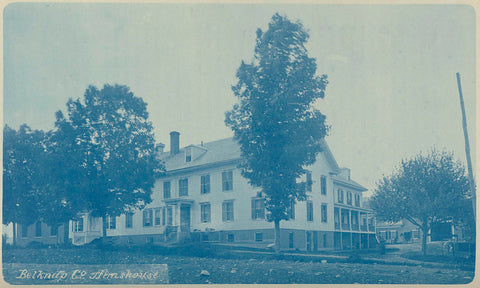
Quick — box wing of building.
[15,132,377,251]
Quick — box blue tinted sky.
[3,3,476,193]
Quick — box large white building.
[17,132,376,251]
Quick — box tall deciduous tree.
[3,125,47,244]
[225,14,329,253]
[371,150,473,255]
[54,84,163,237]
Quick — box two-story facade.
[18,132,376,251]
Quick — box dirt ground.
[2,247,475,284]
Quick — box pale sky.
[3,3,476,195]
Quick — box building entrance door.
[180,204,191,233]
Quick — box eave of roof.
[332,176,368,192]
[164,158,241,176]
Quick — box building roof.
[158,137,241,172]
[332,176,368,192]
[159,136,366,192]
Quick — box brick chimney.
[155,143,165,153]
[170,131,180,155]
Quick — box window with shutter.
[126,213,133,228]
[222,171,233,191]
[163,181,171,199]
[201,175,210,194]
[201,203,211,223]
[321,203,327,223]
[222,201,234,222]
[143,209,153,227]
[306,171,312,192]
[321,176,327,195]
[154,208,161,225]
[307,201,313,222]
[251,198,265,220]
[108,216,116,229]
[179,178,188,196]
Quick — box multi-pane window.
[201,175,210,194]
[227,233,235,242]
[163,181,171,199]
[321,203,328,223]
[251,198,265,220]
[35,221,42,237]
[354,194,361,207]
[201,203,211,223]
[222,201,234,222]
[143,209,153,227]
[347,191,352,205]
[306,171,312,192]
[74,218,84,232]
[179,178,188,196]
[321,176,327,195]
[306,201,313,222]
[126,213,133,228]
[108,215,116,229]
[222,171,233,191]
[255,232,263,242]
[338,189,344,203]
[287,199,295,220]
[155,208,161,226]
[167,206,173,225]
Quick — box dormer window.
[185,148,192,162]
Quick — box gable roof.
[158,137,241,172]
[332,176,368,192]
[158,136,363,193]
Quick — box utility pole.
[456,72,476,218]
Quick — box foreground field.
[2,247,475,284]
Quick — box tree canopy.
[53,84,163,236]
[3,125,47,226]
[371,150,473,254]
[225,13,329,252]
[3,84,162,241]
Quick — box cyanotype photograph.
[2,1,477,286]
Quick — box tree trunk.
[274,219,281,254]
[102,216,108,238]
[12,223,17,247]
[63,221,69,245]
[421,222,429,256]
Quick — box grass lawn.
[2,247,475,284]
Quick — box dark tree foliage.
[371,150,474,255]
[54,84,163,237]
[225,13,329,252]
[3,125,47,227]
